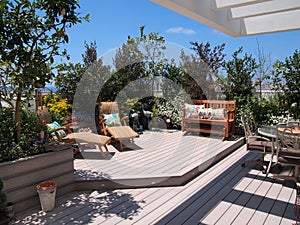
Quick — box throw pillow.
[211,108,226,120]
[103,113,121,127]
[184,103,205,118]
[198,108,212,119]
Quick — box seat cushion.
[278,152,300,165]
[247,140,272,152]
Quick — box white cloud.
[166,26,196,35]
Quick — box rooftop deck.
[13,131,298,224]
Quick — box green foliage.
[218,47,257,129]
[106,26,166,103]
[55,41,98,104]
[0,0,86,100]
[0,107,48,163]
[125,98,141,113]
[237,95,284,128]
[55,62,86,104]
[272,49,300,119]
[82,41,98,67]
[0,0,87,142]
[190,41,226,73]
[221,47,257,101]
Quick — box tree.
[82,40,98,67]
[180,41,226,100]
[220,47,257,127]
[254,39,271,99]
[221,47,257,102]
[55,62,86,104]
[0,0,88,142]
[112,26,167,97]
[179,50,209,99]
[55,40,98,104]
[190,41,226,74]
[272,49,300,119]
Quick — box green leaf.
[83,14,90,22]
[64,34,69,43]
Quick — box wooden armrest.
[120,116,128,126]
[248,136,270,142]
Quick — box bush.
[153,91,187,129]
[0,107,48,163]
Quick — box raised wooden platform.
[73,131,244,190]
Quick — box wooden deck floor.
[74,131,243,189]
[14,142,298,224]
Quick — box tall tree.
[55,40,98,104]
[188,41,226,99]
[221,47,257,102]
[82,40,97,67]
[0,0,88,142]
[190,41,226,74]
[254,39,271,99]
[272,49,300,119]
[114,26,166,93]
[179,50,209,100]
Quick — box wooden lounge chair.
[98,102,139,151]
[63,132,111,158]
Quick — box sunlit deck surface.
[14,131,298,224]
[73,130,244,189]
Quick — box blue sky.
[63,0,300,65]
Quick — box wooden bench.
[182,100,236,140]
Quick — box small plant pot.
[36,181,57,212]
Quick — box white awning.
[151,0,300,37]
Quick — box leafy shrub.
[0,107,48,163]
[153,91,187,129]
[237,95,287,129]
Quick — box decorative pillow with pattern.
[103,113,121,127]
[184,103,205,118]
[198,108,212,119]
[210,108,226,120]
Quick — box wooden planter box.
[0,144,75,214]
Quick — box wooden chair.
[98,102,139,151]
[272,123,300,181]
[241,114,273,173]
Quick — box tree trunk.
[15,91,22,143]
